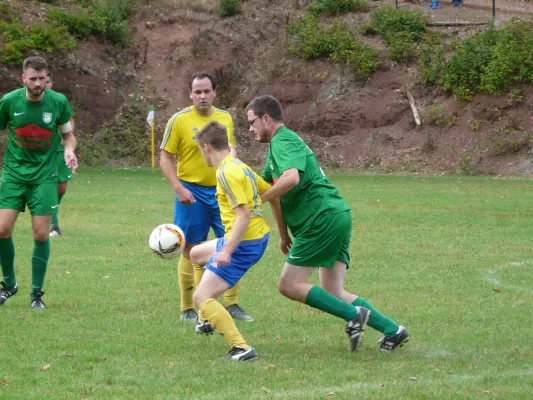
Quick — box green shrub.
[441,19,533,100]
[362,7,427,63]
[48,9,92,40]
[418,31,445,85]
[421,104,455,126]
[79,101,151,166]
[47,1,131,47]
[220,0,240,17]
[286,15,378,77]
[0,19,76,64]
[307,0,367,15]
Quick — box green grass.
[1,169,532,399]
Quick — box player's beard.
[26,85,44,98]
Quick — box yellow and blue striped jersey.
[160,106,235,187]
[216,155,270,241]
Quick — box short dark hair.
[23,56,48,73]
[196,121,229,150]
[245,95,283,122]
[189,72,217,91]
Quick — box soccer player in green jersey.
[246,95,409,353]
[0,56,77,309]
[45,70,74,237]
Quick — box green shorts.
[56,150,73,183]
[0,181,59,216]
[286,210,352,268]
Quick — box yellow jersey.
[160,106,235,187]
[216,155,271,241]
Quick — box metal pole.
[493,0,496,18]
[395,0,399,9]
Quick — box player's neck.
[211,150,231,168]
[193,105,214,118]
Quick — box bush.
[79,100,151,166]
[286,15,378,77]
[0,19,76,64]
[362,7,427,63]
[307,0,367,16]
[418,31,445,85]
[47,1,131,47]
[220,0,240,17]
[441,19,533,100]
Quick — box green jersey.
[261,126,349,236]
[0,88,72,183]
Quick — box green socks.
[0,236,16,288]
[305,285,357,322]
[51,194,63,229]
[352,297,399,337]
[31,239,50,295]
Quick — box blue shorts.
[174,181,224,244]
[205,233,270,288]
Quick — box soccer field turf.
[1,168,532,399]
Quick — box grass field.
[1,168,532,399]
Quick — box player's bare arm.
[61,124,78,172]
[159,149,195,204]
[215,204,250,266]
[268,197,292,255]
[260,168,299,202]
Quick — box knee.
[278,279,293,299]
[189,246,200,265]
[32,227,49,242]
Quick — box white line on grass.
[483,259,533,295]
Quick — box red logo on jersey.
[14,125,53,149]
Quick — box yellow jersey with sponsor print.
[216,155,270,241]
[160,106,235,186]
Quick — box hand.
[280,233,292,256]
[64,150,78,173]
[214,249,232,266]
[176,186,196,205]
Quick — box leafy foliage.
[441,20,533,100]
[286,15,378,77]
[362,7,428,63]
[220,0,240,17]
[48,1,131,46]
[79,100,151,166]
[0,20,76,64]
[307,0,367,16]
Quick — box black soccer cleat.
[30,290,46,310]
[225,304,254,321]
[0,281,18,306]
[180,309,198,322]
[345,306,371,352]
[378,326,409,352]
[195,319,214,335]
[221,346,258,361]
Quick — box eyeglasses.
[248,116,261,127]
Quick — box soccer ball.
[149,224,186,260]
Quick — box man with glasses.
[246,95,409,353]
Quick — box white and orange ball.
[149,224,186,260]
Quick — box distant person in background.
[159,72,254,325]
[429,0,440,9]
[247,95,409,353]
[45,71,75,237]
[0,56,77,309]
